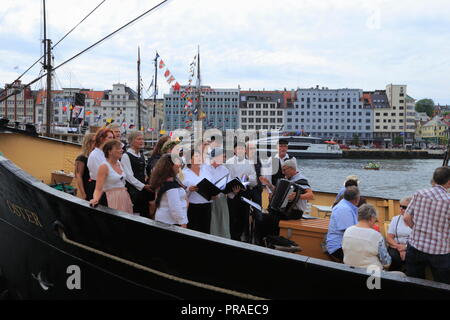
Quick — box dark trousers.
[254,207,304,246]
[129,188,154,218]
[330,248,344,262]
[227,194,250,241]
[87,180,107,206]
[405,245,450,284]
[187,203,212,234]
[388,247,405,272]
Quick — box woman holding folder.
[203,148,237,239]
[182,149,214,234]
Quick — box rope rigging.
[1,0,171,103]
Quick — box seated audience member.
[386,196,412,271]
[89,140,133,214]
[342,204,391,270]
[333,179,360,207]
[326,186,360,262]
[150,154,188,227]
[335,175,359,202]
[75,133,96,200]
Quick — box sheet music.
[214,173,228,185]
[240,197,262,212]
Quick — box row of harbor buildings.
[1,81,450,146]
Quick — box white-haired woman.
[121,131,153,218]
[342,204,391,270]
[386,196,412,271]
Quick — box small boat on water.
[364,162,380,170]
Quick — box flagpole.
[137,46,141,131]
[153,51,159,142]
[196,45,202,123]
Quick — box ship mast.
[196,46,202,123]
[137,46,141,131]
[43,0,53,136]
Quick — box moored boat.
[1,125,449,299]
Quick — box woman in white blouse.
[182,149,214,233]
[150,154,188,227]
[204,148,239,239]
[89,140,133,214]
[386,196,412,271]
[86,128,114,205]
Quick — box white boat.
[256,135,343,159]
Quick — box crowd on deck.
[74,124,450,285]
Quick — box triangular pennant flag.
[159,60,165,69]
[62,106,67,112]
[167,76,175,84]
[181,93,186,99]
[159,129,167,135]
[172,82,181,91]
[70,105,74,110]
[164,69,171,78]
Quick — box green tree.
[352,133,360,146]
[393,136,403,145]
[415,99,435,117]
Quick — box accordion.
[269,178,306,213]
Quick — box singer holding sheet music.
[182,149,213,234]
[226,142,258,242]
[204,148,233,239]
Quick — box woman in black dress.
[74,133,96,200]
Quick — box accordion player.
[269,178,310,220]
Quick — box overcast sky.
[1,0,450,104]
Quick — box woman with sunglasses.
[89,140,133,214]
[386,196,412,271]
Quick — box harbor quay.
[342,149,444,159]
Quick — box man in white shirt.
[225,143,258,242]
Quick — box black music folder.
[196,178,223,201]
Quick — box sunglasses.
[400,205,407,209]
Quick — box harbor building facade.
[100,83,146,128]
[239,90,289,131]
[287,87,373,143]
[35,83,146,131]
[164,86,239,131]
[0,80,35,123]
[372,84,416,145]
[35,88,103,128]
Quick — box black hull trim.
[0,156,449,299]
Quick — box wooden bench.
[279,218,331,261]
[312,204,333,218]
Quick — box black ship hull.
[0,156,449,300]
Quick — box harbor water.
[297,158,444,200]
